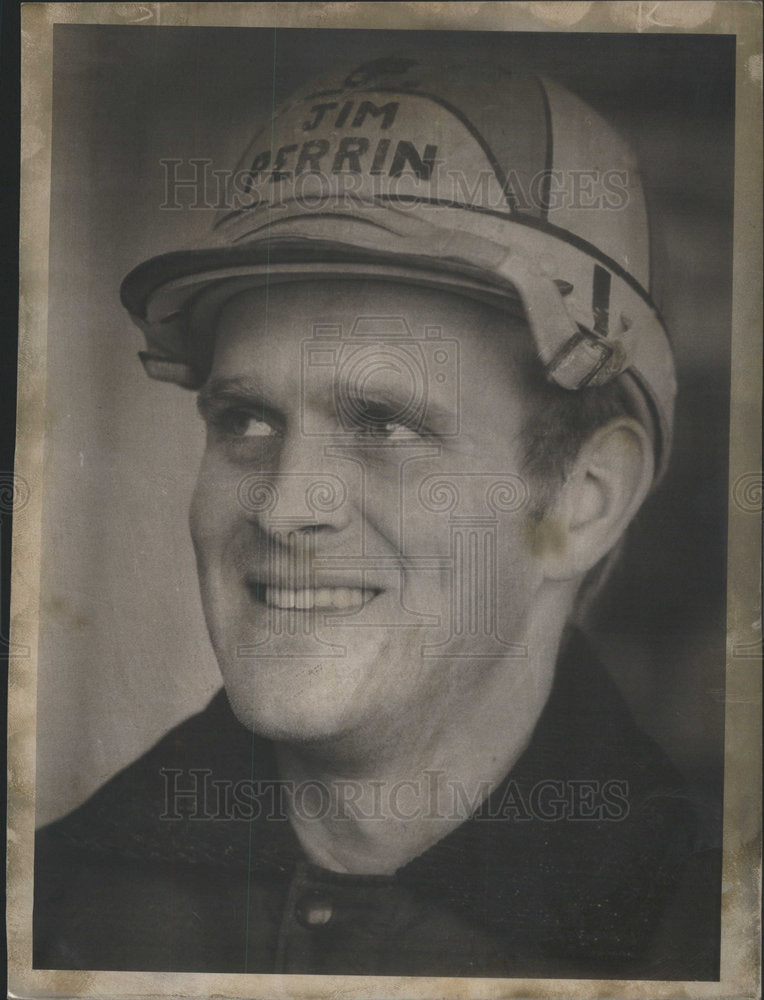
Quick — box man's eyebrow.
[196,376,272,416]
[337,381,455,430]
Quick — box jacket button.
[295,890,334,928]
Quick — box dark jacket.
[33,630,720,978]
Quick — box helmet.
[121,53,675,478]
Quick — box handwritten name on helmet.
[154,58,635,225]
[243,100,436,187]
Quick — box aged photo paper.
[8,2,762,999]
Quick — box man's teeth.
[264,586,373,610]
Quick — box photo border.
[8,3,762,998]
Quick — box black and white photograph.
[7,3,762,998]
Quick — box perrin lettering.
[241,137,439,189]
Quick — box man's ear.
[540,417,654,581]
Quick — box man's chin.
[217,655,365,746]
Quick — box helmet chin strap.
[493,253,628,391]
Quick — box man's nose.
[237,429,352,536]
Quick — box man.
[34,52,720,978]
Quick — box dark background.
[33,25,733,841]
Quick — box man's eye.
[220,410,278,438]
[352,403,423,441]
[355,420,419,441]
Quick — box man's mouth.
[247,581,379,611]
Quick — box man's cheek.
[189,494,233,578]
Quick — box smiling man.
[33,52,720,979]
[189,278,586,878]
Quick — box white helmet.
[121,54,675,478]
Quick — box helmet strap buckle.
[545,326,627,391]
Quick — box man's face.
[190,279,549,749]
